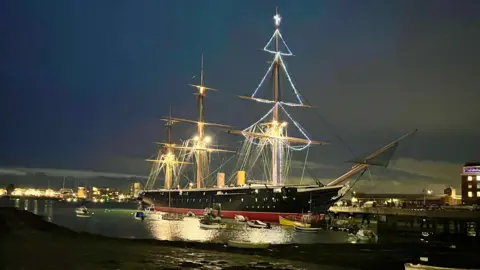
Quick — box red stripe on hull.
[154,206,323,222]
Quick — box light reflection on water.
[146,217,293,244]
[2,199,350,244]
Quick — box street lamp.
[423,189,433,206]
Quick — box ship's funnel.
[217,173,225,188]
[237,171,246,186]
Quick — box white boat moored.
[234,215,246,222]
[247,220,271,229]
[227,240,270,249]
[75,206,90,216]
[199,222,226,229]
[404,263,471,270]
[294,225,321,232]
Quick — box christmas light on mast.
[155,55,234,189]
[228,9,327,186]
[145,107,191,190]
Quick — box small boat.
[294,225,321,232]
[227,240,270,249]
[348,229,378,243]
[404,257,474,270]
[247,220,271,229]
[75,206,90,216]
[404,263,471,270]
[199,221,226,229]
[144,207,161,219]
[234,215,246,222]
[145,206,157,213]
[279,216,311,228]
[202,213,222,222]
[134,211,145,220]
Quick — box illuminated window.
[477,184,480,189]
[477,176,480,181]
[467,222,477,237]
[468,191,473,198]
[477,191,480,197]
[468,176,473,181]
[469,184,473,189]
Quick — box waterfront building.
[77,187,87,199]
[130,182,141,198]
[461,162,480,204]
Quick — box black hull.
[139,185,342,221]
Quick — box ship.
[138,10,417,222]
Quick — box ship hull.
[139,185,343,222]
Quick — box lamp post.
[423,189,433,206]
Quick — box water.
[3,198,351,244]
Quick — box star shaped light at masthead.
[274,14,281,26]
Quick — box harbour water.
[2,198,350,244]
[5,197,478,270]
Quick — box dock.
[327,206,480,240]
[329,206,480,219]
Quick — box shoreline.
[1,207,479,269]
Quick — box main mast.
[227,9,327,186]
[271,9,281,185]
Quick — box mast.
[271,7,281,186]
[159,55,233,189]
[196,55,206,188]
[227,9,328,186]
[146,107,193,190]
[164,106,174,190]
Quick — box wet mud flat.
[1,208,479,270]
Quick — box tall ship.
[139,10,416,221]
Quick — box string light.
[239,12,316,185]
[251,53,278,98]
[277,55,304,105]
[252,18,304,105]
[278,103,312,151]
[263,30,293,56]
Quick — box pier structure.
[328,206,480,240]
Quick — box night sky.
[1,0,479,192]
